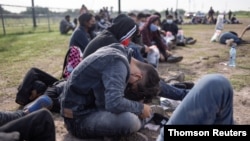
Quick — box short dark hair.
[153,12,161,19]
[137,12,146,19]
[125,61,160,103]
[128,12,136,17]
[138,62,160,102]
[167,14,173,19]
[78,13,94,26]
[65,15,70,19]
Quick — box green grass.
[0,31,70,91]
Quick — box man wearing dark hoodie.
[83,14,138,57]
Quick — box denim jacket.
[60,43,144,119]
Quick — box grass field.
[0,17,250,97]
[0,31,71,96]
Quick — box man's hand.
[139,104,152,119]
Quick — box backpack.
[61,46,83,79]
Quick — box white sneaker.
[150,105,166,116]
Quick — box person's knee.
[201,74,232,92]
[118,113,141,134]
[34,109,53,119]
[206,74,229,83]
[31,67,41,72]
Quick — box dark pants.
[0,109,55,141]
[159,79,189,100]
[16,67,59,106]
[45,86,61,113]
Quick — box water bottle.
[229,44,236,67]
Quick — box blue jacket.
[60,43,144,118]
[69,26,91,52]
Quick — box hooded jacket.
[83,14,137,58]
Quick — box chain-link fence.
[0,4,80,35]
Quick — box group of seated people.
[0,10,238,141]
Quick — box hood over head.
[107,14,138,42]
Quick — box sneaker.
[119,132,148,141]
[144,105,166,124]
[23,95,53,113]
[172,81,195,89]
[160,98,181,112]
[187,39,197,45]
[165,72,185,83]
[166,55,183,63]
[150,105,166,116]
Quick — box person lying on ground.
[218,24,250,46]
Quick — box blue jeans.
[159,79,189,100]
[219,32,242,44]
[157,74,234,140]
[64,111,142,139]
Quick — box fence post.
[31,0,37,28]
[118,0,121,14]
[47,11,51,32]
[0,5,6,35]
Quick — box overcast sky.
[1,0,250,13]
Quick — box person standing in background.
[228,10,232,21]
[79,4,88,15]
[208,6,215,23]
